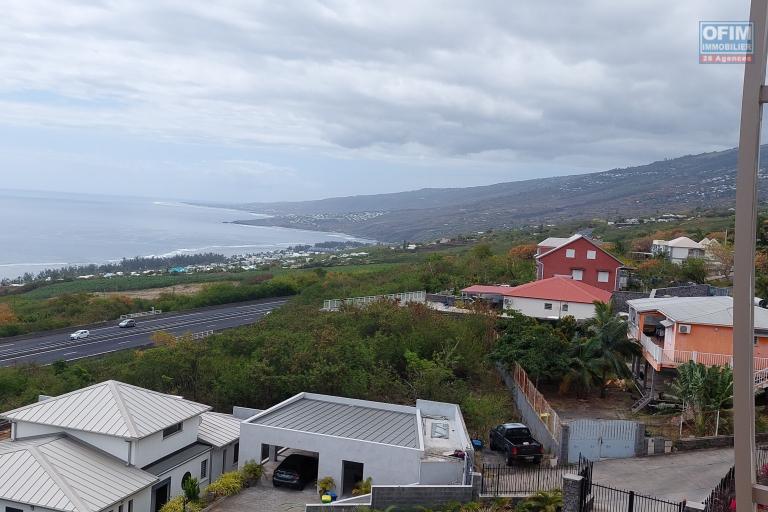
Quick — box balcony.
[636,332,768,372]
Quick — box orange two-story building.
[626,296,768,372]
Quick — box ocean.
[0,189,368,280]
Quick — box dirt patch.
[93,282,236,300]
[539,384,637,421]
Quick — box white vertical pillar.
[734,3,768,511]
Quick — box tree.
[559,338,601,398]
[585,302,640,398]
[707,242,734,281]
[680,258,708,283]
[668,362,733,436]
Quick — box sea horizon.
[0,188,370,280]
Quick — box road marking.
[118,340,134,345]
[62,352,78,356]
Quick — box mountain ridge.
[221,145,768,241]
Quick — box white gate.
[567,419,639,463]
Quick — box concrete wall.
[157,449,211,501]
[134,416,201,467]
[210,441,239,481]
[232,406,262,420]
[419,460,464,485]
[496,364,561,460]
[504,296,596,321]
[239,424,423,493]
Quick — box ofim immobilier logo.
[699,21,753,64]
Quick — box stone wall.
[674,431,768,451]
[612,284,715,313]
[369,485,474,511]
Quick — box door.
[151,479,170,512]
[341,460,365,496]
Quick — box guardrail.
[120,309,162,320]
[322,291,426,311]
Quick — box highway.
[0,297,289,367]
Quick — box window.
[597,271,610,283]
[162,422,183,439]
[565,248,576,258]
[182,472,192,488]
[7,508,23,512]
[233,442,239,464]
[587,250,596,260]
[544,303,553,310]
[119,506,123,512]
[201,459,208,478]
[128,500,133,512]
[562,304,569,312]
[571,269,583,281]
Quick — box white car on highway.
[69,329,89,340]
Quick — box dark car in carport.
[272,454,319,490]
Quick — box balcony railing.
[637,333,768,371]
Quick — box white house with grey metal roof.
[0,381,244,512]
[239,393,473,496]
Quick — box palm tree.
[559,337,601,398]
[585,301,641,398]
[516,489,563,512]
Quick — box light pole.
[735,1,768,510]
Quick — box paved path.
[592,448,733,503]
[0,297,289,366]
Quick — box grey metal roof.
[627,296,768,329]
[251,397,419,448]
[1,381,211,439]
[142,442,211,476]
[0,435,156,512]
[198,412,240,448]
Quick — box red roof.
[505,276,612,304]
[462,285,516,295]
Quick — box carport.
[239,393,473,496]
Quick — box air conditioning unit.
[678,324,692,334]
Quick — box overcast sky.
[0,0,757,202]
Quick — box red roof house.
[503,276,612,320]
[461,276,611,320]
[535,235,627,292]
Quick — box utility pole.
[735,1,768,510]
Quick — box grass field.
[17,262,406,300]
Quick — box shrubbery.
[159,496,202,512]
[205,471,244,498]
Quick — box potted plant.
[317,476,336,497]
[239,460,264,487]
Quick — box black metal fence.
[480,463,572,495]
[702,467,734,512]
[480,455,592,496]
[586,483,686,512]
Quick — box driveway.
[591,448,733,503]
[209,449,321,512]
[207,484,319,512]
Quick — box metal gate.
[568,419,639,463]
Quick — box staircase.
[755,368,768,390]
[631,392,653,413]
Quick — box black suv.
[272,454,319,490]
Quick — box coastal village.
[0,214,758,512]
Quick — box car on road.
[489,423,543,465]
[118,319,136,328]
[272,454,319,490]
[69,329,90,341]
